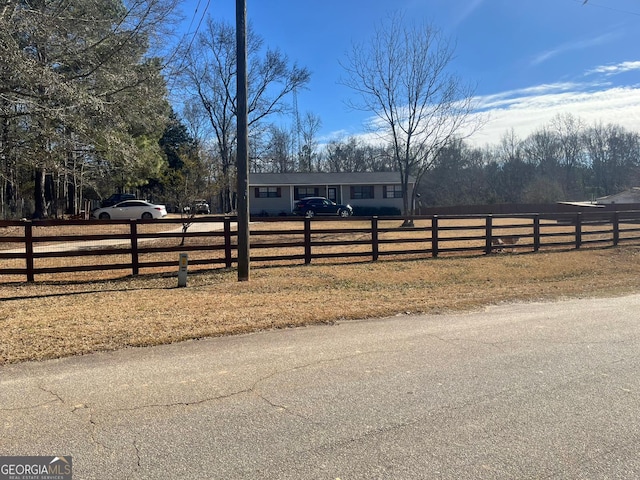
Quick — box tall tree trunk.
[34,167,48,219]
[66,150,78,215]
[67,182,76,215]
[0,177,5,219]
[47,171,56,218]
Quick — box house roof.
[558,201,604,208]
[596,187,640,203]
[250,172,412,186]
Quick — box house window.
[294,187,319,200]
[350,186,374,199]
[255,187,281,198]
[383,185,403,199]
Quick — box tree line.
[1,5,639,220]
[0,0,309,218]
[246,113,640,207]
[1,0,177,219]
[421,115,640,207]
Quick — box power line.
[184,0,205,37]
[577,0,640,17]
[182,0,212,58]
[163,0,212,94]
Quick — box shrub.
[352,206,402,216]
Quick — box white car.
[92,200,168,220]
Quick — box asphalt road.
[2,294,640,479]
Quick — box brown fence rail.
[2,211,640,282]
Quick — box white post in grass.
[177,253,188,287]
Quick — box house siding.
[346,185,404,211]
[249,172,413,215]
[251,185,292,215]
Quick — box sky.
[174,0,640,148]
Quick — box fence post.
[304,217,312,264]
[575,213,582,249]
[224,217,232,268]
[431,215,439,258]
[613,211,619,246]
[533,215,540,252]
[25,221,34,282]
[130,222,139,276]
[485,215,493,255]
[371,216,379,261]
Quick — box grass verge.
[1,246,640,365]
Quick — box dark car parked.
[183,199,210,215]
[293,197,353,217]
[193,199,210,214]
[101,193,136,208]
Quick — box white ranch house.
[249,172,415,216]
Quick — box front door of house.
[328,187,337,203]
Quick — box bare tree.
[491,129,533,203]
[322,137,392,173]
[340,13,479,225]
[497,128,524,165]
[522,127,561,175]
[177,18,310,212]
[298,111,322,171]
[584,123,640,196]
[550,113,587,198]
[264,125,295,173]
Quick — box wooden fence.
[2,211,640,282]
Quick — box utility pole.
[236,0,250,281]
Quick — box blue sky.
[175,0,640,147]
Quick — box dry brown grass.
[2,244,640,365]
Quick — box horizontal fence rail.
[1,211,640,282]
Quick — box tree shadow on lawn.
[0,269,234,301]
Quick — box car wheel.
[339,209,350,217]
[141,212,153,219]
[305,209,315,218]
[98,212,110,220]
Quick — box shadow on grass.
[0,244,595,302]
[0,268,236,302]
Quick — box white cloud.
[475,83,585,110]
[530,32,619,66]
[468,63,640,146]
[327,62,640,151]
[319,129,351,143]
[328,84,640,150]
[466,85,640,147]
[452,0,484,26]
[586,60,640,76]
